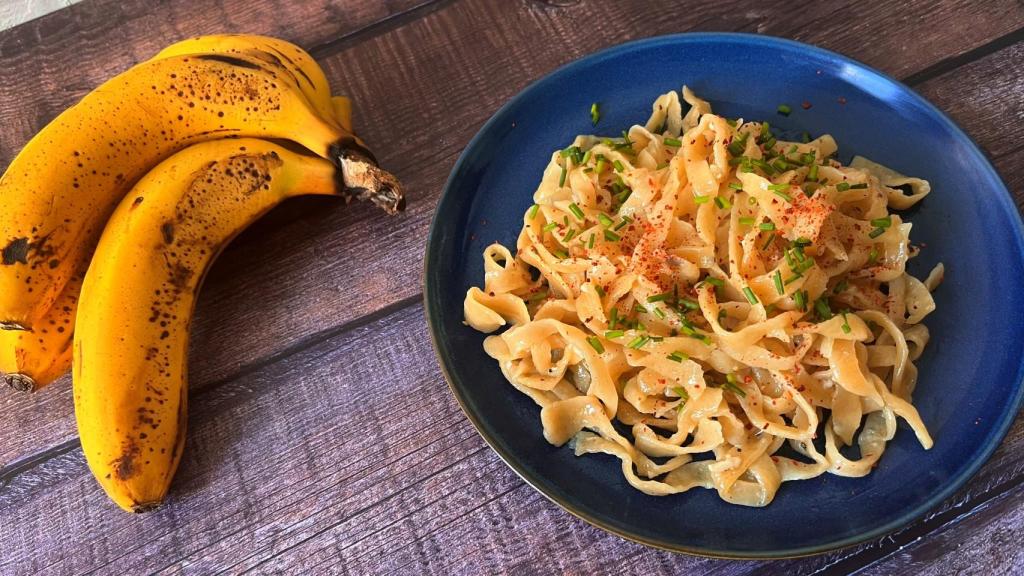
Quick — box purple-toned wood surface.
[0,1,1021,574]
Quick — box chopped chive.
[800,152,816,165]
[771,158,790,172]
[794,289,807,311]
[762,232,776,250]
[833,280,849,293]
[729,182,744,190]
[614,216,632,231]
[784,274,802,285]
[694,194,710,204]
[596,157,607,174]
[749,196,759,206]
[653,307,666,319]
[743,286,759,305]
[528,204,540,219]
[802,182,820,197]
[763,136,777,151]
[773,270,784,295]
[703,277,725,288]
[568,202,585,221]
[728,156,745,166]
[739,216,756,226]
[604,229,620,242]
[761,121,771,138]
[814,297,833,321]
[836,182,851,192]
[771,188,793,202]
[849,183,868,189]
[777,104,792,116]
[647,292,671,303]
[614,188,632,204]
[597,213,614,228]
[870,216,892,228]
[528,290,548,302]
[868,247,879,265]
[714,196,732,209]
[559,165,567,187]
[590,102,600,125]
[667,352,688,363]
[807,164,819,181]
[656,162,669,170]
[723,381,748,397]
[869,227,886,239]
[542,221,559,232]
[594,284,605,298]
[768,183,789,191]
[634,303,647,314]
[727,135,747,157]
[587,233,596,249]
[587,336,605,353]
[564,215,569,227]
[605,329,624,339]
[553,249,568,259]
[609,307,619,329]
[680,297,699,310]
[671,386,690,404]
[627,335,649,349]
[664,137,682,147]
[613,159,625,172]
[787,144,798,154]
[752,158,775,174]
[726,118,738,127]
[582,150,593,164]
[563,228,576,242]
[801,131,811,143]
[794,237,812,247]
[841,312,852,334]
[759,221,776,231]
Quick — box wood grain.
[0,0,1021,573]
[1,0,1022,479]
[2,304,1019,575]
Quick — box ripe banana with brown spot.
[75,138,381,512]
[0,275,78,391]
[152,34,340,129]
[0,38,350,392]
[0,50,402,334]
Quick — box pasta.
[463,87,943,506]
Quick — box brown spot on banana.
[2,237,30,265]
[161,222,175,244]
[112,440,142,481]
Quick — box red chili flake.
[801,101,812,110]
[837,96,847,105]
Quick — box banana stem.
[4,373,35,392]
[332,142,405,215]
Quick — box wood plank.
[0,0,436,166]
[4,302,1019,574]
[2,0,1021,479]
[862,482,1024,575]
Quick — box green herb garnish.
[587,336,605,353]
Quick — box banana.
[0,275,78,391]
[152,34,338,127]
[0,49,402,340]
[74,138,367,512]
[333,96,354,133]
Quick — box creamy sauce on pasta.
[464,88,942,506]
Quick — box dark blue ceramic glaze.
[424,33,1024,558]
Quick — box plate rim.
[422,31,1024,559]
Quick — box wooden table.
[1,1,1021,574]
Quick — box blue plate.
[424,33,1024,558]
